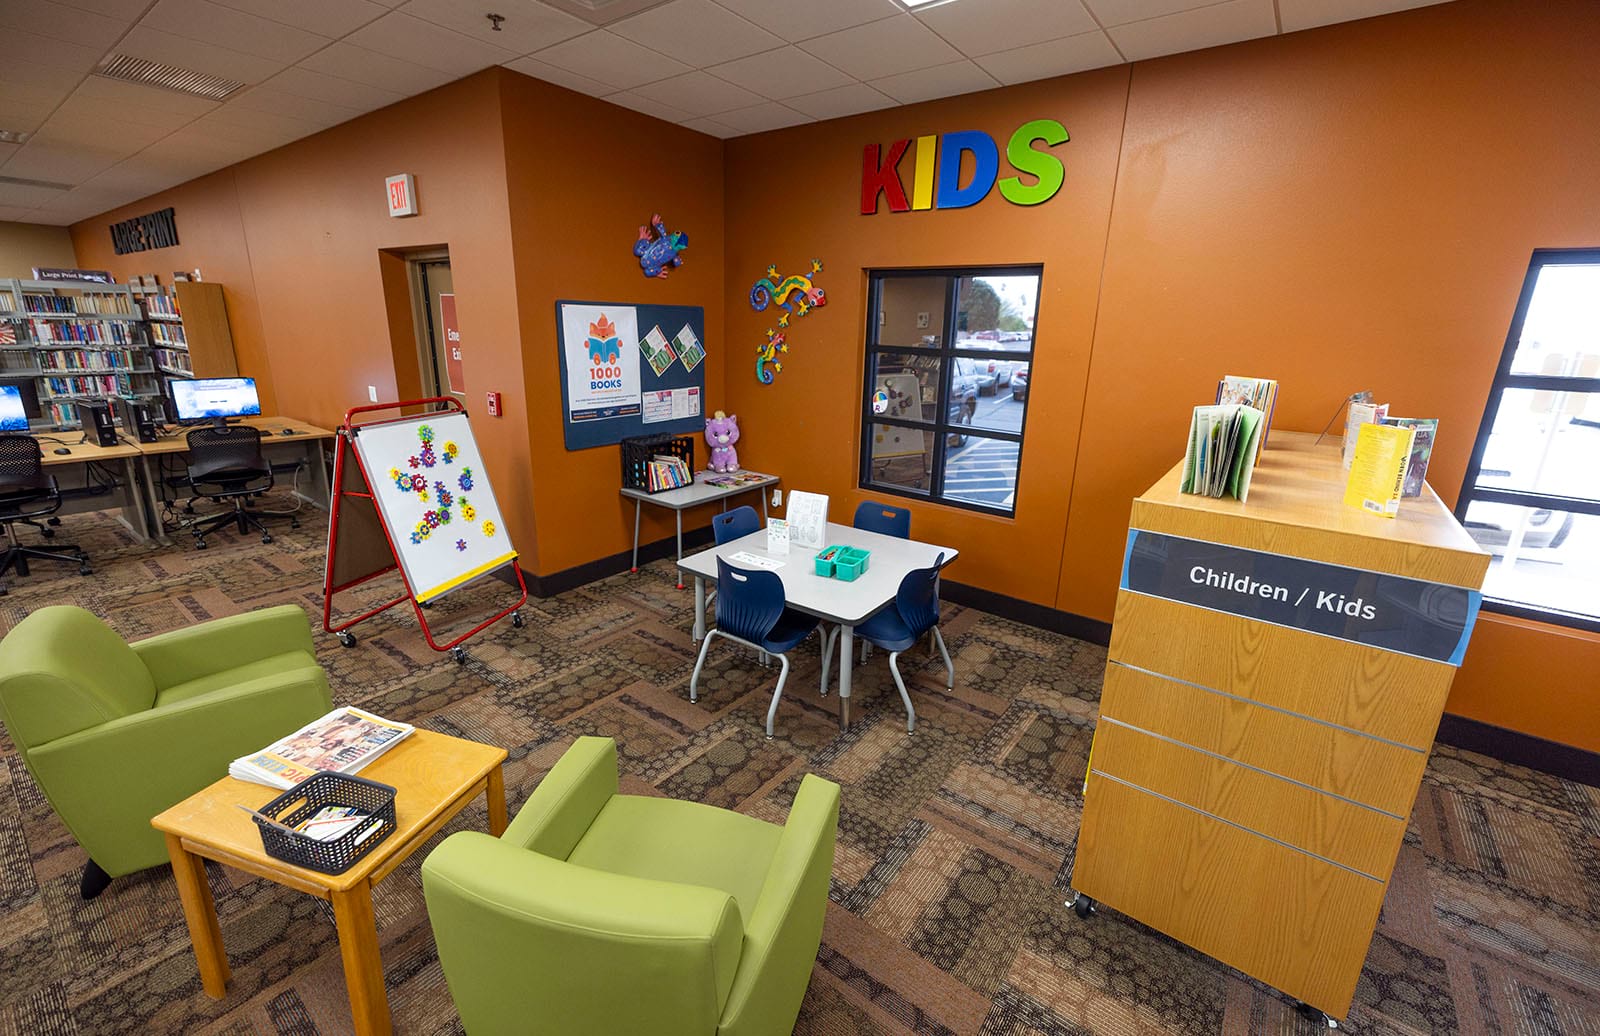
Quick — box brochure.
[1180,403,1265,502]
[1215,375,1278,453]
[230,707,415,790]
[1343,422,1415,517]
[1380,417,1438,498]
[673,323,705,373]
[638,324,677,377]
[1342,400,1390,470]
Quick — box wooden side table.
[151,729,508,1036]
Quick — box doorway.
[407,250,455,401]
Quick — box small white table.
[622,470,780,588]
[677,521,958,730]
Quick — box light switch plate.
[367,385,378,402]
[771,488,782,507]
[916,312,929,328]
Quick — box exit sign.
[385,173,418,217]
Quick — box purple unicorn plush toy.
[705,410,740,473]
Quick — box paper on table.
[730,550,785,570]
[786,491,829,550]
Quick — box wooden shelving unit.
[139,280,239,384]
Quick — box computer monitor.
[172,377,262,430]
[0,385,28,433]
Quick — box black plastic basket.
[251,771,398,875]
[621,433,695,494]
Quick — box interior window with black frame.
[1457,248,1600,632]
[861,267,1040,516]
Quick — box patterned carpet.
[1,496,1597,1035]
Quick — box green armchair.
[0,604,333,898]
[422,736,840,1036]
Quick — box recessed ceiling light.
[0,130,28,144]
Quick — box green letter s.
[999,119,1069,205]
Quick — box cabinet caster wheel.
[1294,1003,1338,1029]
[451,647,467,664]
[1070,892,1096,919]
[511,610,524,629]
[337,632,357,648]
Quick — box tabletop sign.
[1121,529,1481,665]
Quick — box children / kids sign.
[559,303,641,423]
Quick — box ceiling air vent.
[0,175,73,191]
[94,53,244,101]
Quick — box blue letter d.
[935,130,999,209]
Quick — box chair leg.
[689,630,719,703]
[888,651,916,733]
[766,652,791,740]
[819,626,839,697]
[81,859,112,900]
[933,627,954,690]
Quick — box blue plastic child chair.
[852,501,912,539]
[712,505,761,545]
[851,552,952,733]
[690,556,832,738]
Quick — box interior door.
[414,258,455,400]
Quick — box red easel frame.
[322,397,527,656]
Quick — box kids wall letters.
[861,119,1070,215]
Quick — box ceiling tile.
[0,28,105,74]
[914,0,1099,58]
[265,66,407,111]
[0,206,49,223]
[211,0,389,38]
[973,30,1124,85]
[116,26,288,84]
[1,140,125,186]
[0,80,76,112]
[1278,0,1453,33]
[501,56,612,97]
[707,46,852,99]
[602,91,693,124]
[0,105,56,136]
[1083,0,1234,26]
[35,186,142,218]
[399,0,591,54]
[680,115,739,138]
[298,41,457,93]
[783,81,896,120]
[1106,0,1277,61]
[0,58,86,94]
[531,31,691,92]
[635,71,763,117]
[141,0,333,64]
[73,76,225,117]
[710,0,902,44]
[712,101,811,134]
[0,144,18,166]
[611,0,784,67]
[346,12,519,74]
[0,182,79,208]
[228,86,364,126]
[46,0,150,16]
[0,0,135,50]
[32,114,172,153]
[799,15,963,81]
[869,59,998,105]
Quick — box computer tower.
[114,396,159,443]
[80,399,118,446]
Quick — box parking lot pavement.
[944,436,1018,508]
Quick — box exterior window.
[1457,249,1600,632]
[861,267,1040,516]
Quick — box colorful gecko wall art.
[749,259,826,328]
[755,328,787,384]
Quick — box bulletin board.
[555,299,707,450]
[349,410,517,603]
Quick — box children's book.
[1342,400,1389,470]
[1215,375,1278,454]
[1181,404,1265,502]
[1343,423,1414,517]
[1379,417,1437,498]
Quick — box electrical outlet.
[916,311,929,329]
[771,488,782,507]
[367,385,378,402]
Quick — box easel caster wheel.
[451,647,468,664]
[420,600,433,610]
[511,611,524,629]
[1070,892,1096,919]
[1294,1003,1338,1029]
[337,632,357,648]
[261,533,273,544]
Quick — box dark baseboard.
[940,579,1112,646]
[524,526,715,598]
[1435,713,1600,788]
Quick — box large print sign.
[560,303,640,422]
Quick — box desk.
[621,469,779,588]
[678,521,957,730]
[152,730,507,1036]
[40,439,152,543]
[138,416,335,537]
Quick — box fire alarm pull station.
[486,391,502,417]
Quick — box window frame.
[1455,247,1600,634]
[859,265,1041,518]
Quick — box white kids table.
[622,470,780,588]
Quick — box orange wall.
[723,0,1600,750]
[498,72,726,578]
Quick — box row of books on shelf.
[150,324,187,346]
[143,295,181,319]
[645,454,694,492]
[42,373,143,397]
[38,347,141,371]
[47,401,81,425]
[154,348,193,375]
[18,293,136,316]
[29,320,142,345]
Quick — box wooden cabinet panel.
[1099,663,1429,817]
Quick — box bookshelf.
[0,279,159,430]
[140,280,238,383]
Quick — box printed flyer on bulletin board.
[560,303,641,423]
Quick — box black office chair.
[183,426,298,549]
[0,434,90,595]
